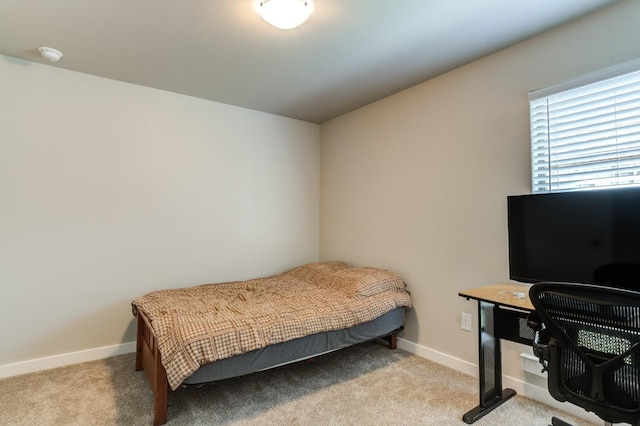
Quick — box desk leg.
[462,300,516,423]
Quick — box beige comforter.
[132,261,412,389]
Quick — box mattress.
[182,306,405,385]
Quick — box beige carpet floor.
[0,342,597,425]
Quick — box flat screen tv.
[508,187,640,291]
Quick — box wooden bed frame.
[135,309,399,426]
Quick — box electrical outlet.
[461,312,472,332]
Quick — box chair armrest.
[528,311,550,371]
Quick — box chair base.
[550,416,612,426]
[551,417,573,426]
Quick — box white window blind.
[529,65,640,193]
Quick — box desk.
[459,283,535,423]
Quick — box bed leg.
[388,333,397,350]
[135,314,144,371]
[153,365,168,426]
[379,332,398,349]
[150,328,168,425]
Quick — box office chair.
[528,282,640,426]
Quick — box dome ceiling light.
[259,0,312,30]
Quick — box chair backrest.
[529,282,640,426]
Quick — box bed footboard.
[136,310,168,426]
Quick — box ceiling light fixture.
[259,0,312,30]
[38,46,63,62]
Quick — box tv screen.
[508,187,640,291]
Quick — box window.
[529,61,640,193]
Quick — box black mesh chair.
[528,282,640,426]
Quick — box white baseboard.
[0,341,136,380]
[397,338,601,425]
[396,337,478,377]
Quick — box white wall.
[320,0,640,383]
[0,57,319,367]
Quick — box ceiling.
[0,0,619,123]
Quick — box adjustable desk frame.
[459,283,535,424]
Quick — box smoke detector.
[38,47,63,62]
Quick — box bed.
[132,261,412,425]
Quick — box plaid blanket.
[132,261,412,389]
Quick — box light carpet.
[0,342,597,425]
